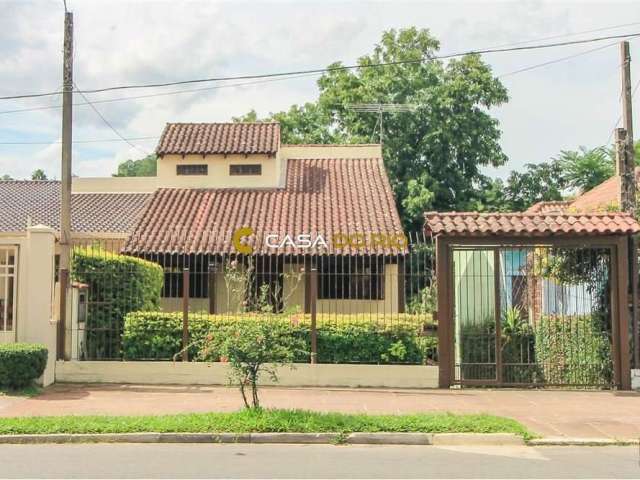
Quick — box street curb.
[0,432,524,446]
[346,433,434,445]
[432,433,524,446]
[527,437,640,446]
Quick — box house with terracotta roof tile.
[0,122,407,325]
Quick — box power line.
[0,136,158,145]
[488,21,640,49]
[2,31,640,101]
[0,72,323,116]
[0,37,624,118]
[73,81,151,156]
[497,41,617,78]
[604,76,640,146]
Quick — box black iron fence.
[66,232,437,364]
[452,245,615,387]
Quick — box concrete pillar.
[16,225,57,386]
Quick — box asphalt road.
[0,444,638,479]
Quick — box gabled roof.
[0,181,150,235]
[424,211,640,237]
[156,122,280,156]
[123,157,405,255]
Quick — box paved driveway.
[1,384,640,439]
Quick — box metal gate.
[452,245,614,387]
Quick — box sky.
[1,0,639,180]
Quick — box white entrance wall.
[0,226,57,386]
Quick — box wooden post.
[182,268,189,362]
[208,263,216,314]
[57,11,73,361]
[614,238,632,389]
[309,267,318,363]
[436,236,452,388]
[619,41,639,368]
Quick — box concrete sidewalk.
[1,384,639,440]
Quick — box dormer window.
[230,164,262,176]
[177,164,208,176]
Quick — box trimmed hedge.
[0,343,48,389]
[72,249,164,359]
[122,312,437,365]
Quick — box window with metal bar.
[176,164,208,176]
[229,164,262,176]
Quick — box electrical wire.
[73,82,151,156]
[0,72,323,116]
[497,41,617,78]
[0,136,158,145]
[2,31,640,101]
[604,76,640,146]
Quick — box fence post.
[182,267,189,362]
[310,267,318,364]
[208,263,216,314]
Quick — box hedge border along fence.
[122,312,437,365]
[458,313,612,386]
[72,248,164,359]
[0,343,48,389]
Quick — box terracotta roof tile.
[570,168,640,212]
[156,122,280,156]
[123,158,405,255]
[424,211,640,237]
[525,200,571,214]
[0,181,150,235]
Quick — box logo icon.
[232,227,254,254]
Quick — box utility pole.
[618,41,639,369]
[58,10,73,361]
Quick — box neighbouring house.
[0,122,407,348]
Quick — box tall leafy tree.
[236,28,509,230]
[1,174,13,181]
[556,146,614,193]
[31,169,47,180]
[502,161,566,211]
[113,154,157,177]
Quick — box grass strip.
[0,409,533,439]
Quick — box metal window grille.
[229,164,262,176]
[176,164,208,176]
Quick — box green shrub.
[202,320,306,408]
[122,312,437,365]
[535,314,612,386]
[0,343,48,389]
[71,248,163,359]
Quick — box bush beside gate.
[122,312,437,365]
[72,249,164,359]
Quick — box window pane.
[5,276,13,331]
[176,164,208,176]
[230,164,262,176]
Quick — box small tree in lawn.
[203,319,305,409]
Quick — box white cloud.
[1,0,639,180]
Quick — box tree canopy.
[236,27,509,230]
[31,169,47,180]
[113,154,157,177]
